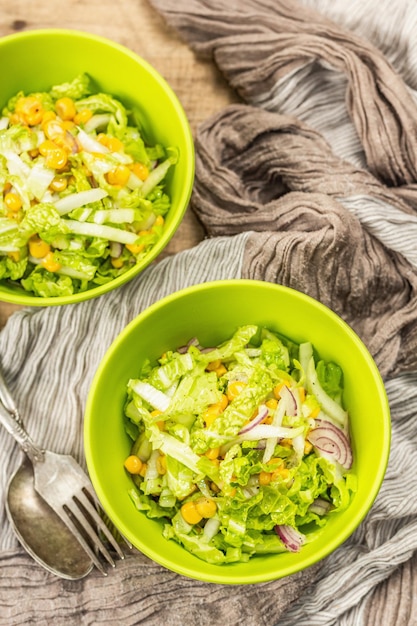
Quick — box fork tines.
[62,487,131,576]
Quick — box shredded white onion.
[306,357,348,429]
[92,209,136,224]
[26,162,55,201]
[76,127,109,154]
[203,517,221,542]
[54,188,108,215]
[83,113,112,133]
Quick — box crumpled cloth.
[2,0,417,624]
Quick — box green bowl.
[84,280,390,584]
[0,29,194,306]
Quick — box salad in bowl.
[0,74,176,298]
[123,324,356,564]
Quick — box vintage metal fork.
[0,369,130,575]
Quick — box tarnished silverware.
[0,368,130,576]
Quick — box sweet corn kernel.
[7,251,20,262]
[41,251,61,273]
[265,398,278,410]
[61,120,75,131]
[267,458,284,471]
[41,110,56,126]
[210,482,221,493]
[273,381,290,399]
[271,467,290,481]
[111,257,124,269]
[106,165,131,187]
[259,471,272,486]
[124,454,143,475]
[202,405,220,427]
[214,364,227,377]
[28,236,50,259]
[195,497,217,518]
[54,131,79,154]
[154,215,164,227]
[218,394,228,412]
[227,380,247,402]
[139,462,147,477]
[42,119,66,141]
[39,140,68,170]
[205,447,220,460]
[304,440,313,455]
[310,406,321,418]
[156,420,165,431]
[15,96,44,126]
[49,176,68,193]
[4,192,22,212]
[105,136,124,152]
[73,109,93,125]
[280,438,293,448]
[125,242,145,255]
[55,97,77,121]
[206,359,222,371]
[202,394,228,427]
[39,139,56,154]
[130,161,149,181]
[180,501,203,525]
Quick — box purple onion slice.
[307,419,353,469]
[275,524,305,552]
[279,384,298,416]
[238,405,269,435]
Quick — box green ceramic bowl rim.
[0,28,194,306]
[84,279,391,584]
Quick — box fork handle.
[0,401,44,463]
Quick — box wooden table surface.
[0,2,413,624]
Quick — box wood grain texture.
[0,548,319,626]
